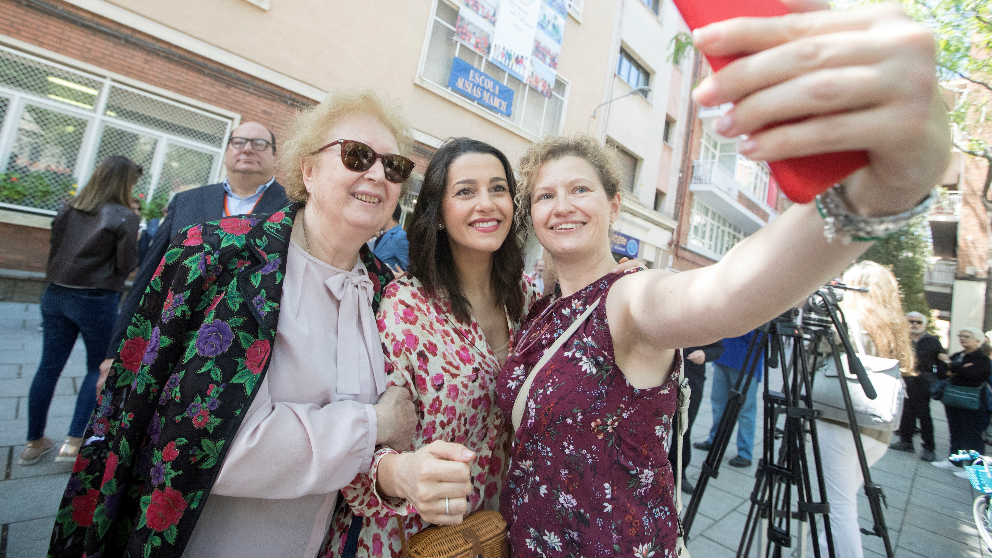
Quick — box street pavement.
[0,299,987,557]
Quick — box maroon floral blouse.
[495,270,682,558]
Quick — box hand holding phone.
[672,0,869,203]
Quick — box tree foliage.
[859,218,933,315]
[902,0,992,203]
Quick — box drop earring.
[438,223,445,231]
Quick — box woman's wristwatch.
[815,183,936,244]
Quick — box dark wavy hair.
[408,137,525,323]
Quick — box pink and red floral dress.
[495,270,683,557]
[323,274,540,557]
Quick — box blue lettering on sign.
[448,57,514,117]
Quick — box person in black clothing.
[97,122,289,390]
[942,328,991,459]
[19,156,141,465]
[671,341,724,493]
[890,311,947,461]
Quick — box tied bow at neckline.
[324,271,387,396]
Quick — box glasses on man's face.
[310,139,414,184]
[229,137,273,152]
[908,320,923,325]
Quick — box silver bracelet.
[814,184,936,244]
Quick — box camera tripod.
[680,286,894,558]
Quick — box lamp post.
[588,85,651,135]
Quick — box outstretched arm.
[610,3,949,352]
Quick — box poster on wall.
[528,1,564,96]
[456,0,498,56]
[452,0,568,99]
[488,0,541,81]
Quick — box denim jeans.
[27,284,120,440]
[706,362,759,461]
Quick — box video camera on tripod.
[681,281,895,558]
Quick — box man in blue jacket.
[694,329,764,467]
[372,205,409,272]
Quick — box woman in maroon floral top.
[496,5,949,550]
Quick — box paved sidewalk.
[0,299,987,557]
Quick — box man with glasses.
[99,121,288,381]
[891,311,947,461]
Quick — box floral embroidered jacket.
[47,204,393,558]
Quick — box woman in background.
[939,327,991,460]
[816,261,914,558]
[20,156,141,465]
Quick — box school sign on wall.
[448,57,514,116]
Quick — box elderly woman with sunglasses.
[49,91,419,558]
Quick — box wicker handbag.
[399,510,508,558]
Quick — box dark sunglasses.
[229,137,273,151]
[311,139,414,184]
[908,320,923,325]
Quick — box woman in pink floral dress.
[323,138,540,557]
[496,4,949,549]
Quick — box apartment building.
[925,79,991,351]
[669,55,782,271]
[0,0,700,282]
[588,0,693,269]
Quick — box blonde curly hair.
[277,90,411,202]
[514,135,622,233]
[840,261,917,376]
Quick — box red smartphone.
[673,0,869,203]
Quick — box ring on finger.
[445,496,450,515]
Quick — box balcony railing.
[931,188,962,218]
[691,159,739,198]
[925,260,956,287]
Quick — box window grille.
[422,0,568,138]
[104,85,228,147]
[92,125,158,199]
[155,143,215,210]
[0,48,102,111]
[688,199,743,258]
[0,45,232,215]
[737,159,770,203]
[2,104,88,211]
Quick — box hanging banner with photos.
[529,0,565,96]
[455,0,498,56]
[454,0,567,100]
[488,0,541,81]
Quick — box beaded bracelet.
[814,183,936,244]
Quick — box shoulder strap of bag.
[847,311,869,355]
[673,361,692,557]
[511,298,601,433]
